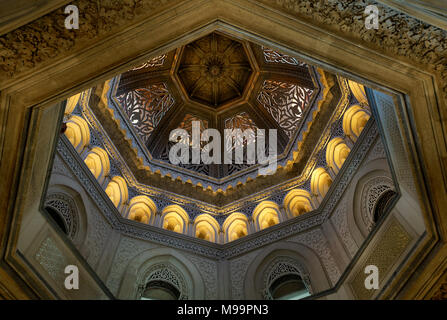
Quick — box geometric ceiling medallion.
[174,32,255,109]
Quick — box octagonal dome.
[174,32,255,109]
[111,33,320,187]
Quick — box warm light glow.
[253,201,280,231]
[162,205,189,234]
[311,167,333,201]
[283,189,313,218]
[64,115,90,153]
[65,93,82,114]
[84,147,110,182]
[326,137,351,174]
[348,80,368,105]
[105,176,128,210]
[194,214,220,242]
[223,213,249,242]
[343,105,370,141]
[128,195,157,224]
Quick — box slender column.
[187,220,195,237]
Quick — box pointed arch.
[128,195,157,224]
[253,201,280,231]
[244,244,332,299]
[283,189,313,219]
[64,115,90,153]
[161,205,189,234]
[326,137,351,175]
[84,147,110,184]
[193,214,220,242]
[118,247,205,300]
[343,105,370,141]
[105,176,128,212]
[223,212,249,242]
[311,167,332,202]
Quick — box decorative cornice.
[0,0,180,82]
[257,0,447,101]
[79,74,349,212]
[0,0,445,103]
[55,111,378,259]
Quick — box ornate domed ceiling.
[61,31,373,244]
[113,32,319,181]
[176,32,253,108]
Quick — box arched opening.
[253,201,280,231]
[84,147,110,184]
[326,137,351,175]
[45,206,68,235]
[128,195,157,224]
[311,167,333,202]
[64,115,91,153]
[65,93,82,115]
[105,176,128,211]
[373,190,397,224]
[161,205,189,234]
[163,214,183,233]
[269,274,310,300]
[194,214,220,242]
[347,80,368,105]
[283,189,313,219]
[343,105,370,141]
[140,280,180,300]
[133,261,192,300]
[223,213,249,242]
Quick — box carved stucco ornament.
[0,0,445,103]
[258,0,447,100]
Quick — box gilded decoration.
[176,32,253,108]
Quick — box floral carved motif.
[257,80,313,138]
[45,193,79,239]
[259,0,447,101]
[0,0,179,80]
[116,83,175,143]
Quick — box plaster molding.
[55,112,378,259]
[0,0,445,103]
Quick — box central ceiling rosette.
[175,32,254,108]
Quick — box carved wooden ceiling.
[114,32,319,180]
[176,32,253,108]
